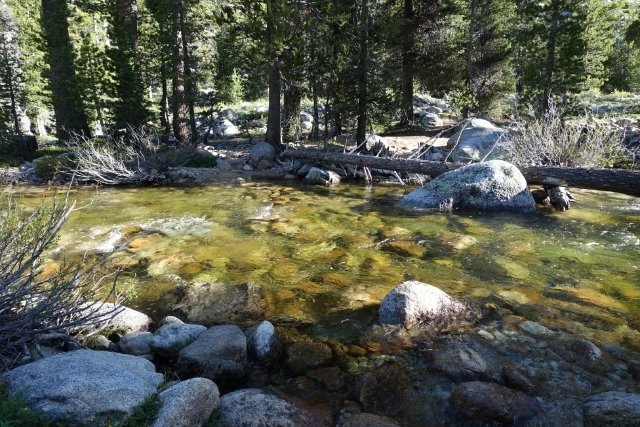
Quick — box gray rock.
[379,281,468,327]
[119,332,154,356]
[246,320,281,361]
[448,118,506,162]
[399,160,536,213]
[3,350,163,424]
[584,392,640,427]
[217,388,312,427]
[300,112,313,123]
[421,112,443,127]
[365,134,389,154]
[152,378,220,427]
[158,316,184,327]
[177,325,247,383]
[427,105,443,114]
[85,302,153,334]
[171,282,266,325]
[287,341,332,375]
[428,339,498,382]
[344,413,400,427]
[450,381,538,424]
[301,121,313,131]
[297,163,313,177]
[249,142,277,166]
[305,167,341,185]
[88,335,113,351]
[213,119,239,139]
[518,321,554,337]
[429,152,445,162]
[151,323,207,358]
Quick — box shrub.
[64,129,196,185]
[501,101,625,168]
[0,194,122,367]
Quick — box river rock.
[421,112,443,127]
[287,341,333,375]
[171,282,266,325]
[151,323,207,358]
[518,320,554,337]
[399,160,536,213]
[177,325,247,383]
[246,320,281,361]
[379,281,468,328]
[158,315,184,327]
[344,413,400,427]
[83,302,152,334]
[118,332,154,356]
[305,167,341,185]
[249,142,277,166]
[359,364,411,417]
[583,392,640,427]
[213,119,239,139]
[306,367,345,391]
[3,350,163,424]
[554,337,603,368]
[450,381,539,424]
[217,388,312,427]
[427,339,499,382]
[152,378,219,427]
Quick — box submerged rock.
[399,160,536,213]
[152,378,219,427]
[379,281,468,328]
[287,341,333,375]
[3,350,163,424]
[217,388,312,427]
[359,364,411,417]
[343,413,400,427]
[427,339,499,382]
[450,381,539,424]
[177,325,247,383]
[169,282,266,325]
[583,392,640,427]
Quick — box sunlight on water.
[7,183,640,348]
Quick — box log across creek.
[281,149,640,197]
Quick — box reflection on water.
[8,183,640,347]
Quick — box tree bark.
[281,149,640,197]
[171,0,189,144]
[159,58,171,135]
[400,0,414,126]
[41,0,90,141]
[355,0,369,146]
[463,0,477,118]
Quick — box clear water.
[7,183,640,349]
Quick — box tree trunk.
[160,58,171,134]
[355,0,369,147]
[171,0,189,144]
[265,1,282,150]
[400,0,414,126]
[41,0,90,141]
[283,84,302,143]
[281,149,640,197]
[543,0,560,109]
[116,0,138,50]
[1,44,20,136]
[178,2,197,144]
[312,82,319,140]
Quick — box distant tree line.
[1,0,640,149]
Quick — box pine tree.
[40,0,90,140]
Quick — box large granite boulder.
[399,160,536,213]
[177,325,247,383]
[583,392,640,427]
[85,302,153,334]
[217,388,312,427]
[3,350,163,424]
[379,281,468,328]
[152,378,220,427]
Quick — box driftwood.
[282,149,640,197]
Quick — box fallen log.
[282,149,640,197]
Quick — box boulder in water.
[399,160,536,213]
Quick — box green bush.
[0,383,57,427]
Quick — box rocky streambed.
[2,182,639,426]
